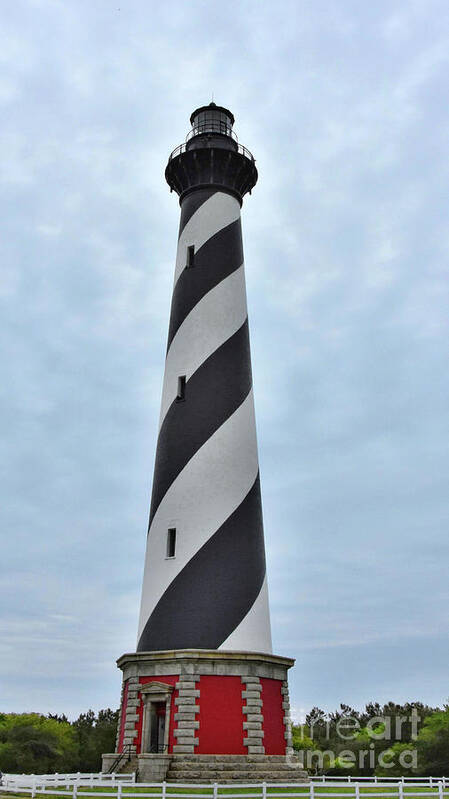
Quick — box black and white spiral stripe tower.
[137,103,272,654]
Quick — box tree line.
[292,701,449,776]
[0,701,448,776]
[0,710,118,774]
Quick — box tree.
[375,742,418,777]
[0,709,119,774]
[416,705,449,775]
[0,714,77,774]
[72,708,119,772]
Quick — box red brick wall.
[260,678,286,755]
[196,675,246,754]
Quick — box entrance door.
[149,701,166,753]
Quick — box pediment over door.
[140,681,174,696]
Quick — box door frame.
[140,681,174,754]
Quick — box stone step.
[167,773,306,783]
[168,762,302,772]
[167,768,307,778]
[118,756,138,774]
[169,754,290,762]
[168,767,303,775]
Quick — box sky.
[1,0,449,721]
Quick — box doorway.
[149,701,166,753]
[140,681,174,755]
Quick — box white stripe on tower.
[174,192,241,287]
[159,265,246,426]
[220,575,272,652]
[138,390,259,642]
[137,186,272,653]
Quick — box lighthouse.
[103,104,302,783]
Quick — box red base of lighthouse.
[103,650,296,781]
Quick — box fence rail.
[1,773,135,790]
[2,773,135,781]
[1,777,449,799]
[311,777,448,784]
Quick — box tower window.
[186,245,195,268]
[177,375,186,402]
[166,528,176,559]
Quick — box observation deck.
[165,103,258,204]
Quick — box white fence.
[1,777,449,799]
[1,773,136,790]
[311,776,449,785]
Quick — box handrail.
[168,140,255,164]
[107,743,133,774]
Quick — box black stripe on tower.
[167,216,243,349]
[138,474,266,651]
[150,319,252,527]
[178,188,218,235]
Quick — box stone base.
[101,752,136,774]
[102,752,307,783]
[106,649,296,767]
[102,753,307,783]
[102,753,120,772]
[137,754,172,782]
[165,753,308,783]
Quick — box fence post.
[72,784,77,799]
[438,782,443,799]
[430,777,433,789]
[118,782,122,799]
[214,782,219,799]
[32,777,36,799]
[374,776,378,784]
[262,782,267,799]
[162,781,167,799]
[399,779,404,799]
[355,782,360,799]
[310,780,315,799]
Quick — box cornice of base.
[117,649,295,670]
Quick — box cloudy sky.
[2,0,449,720]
